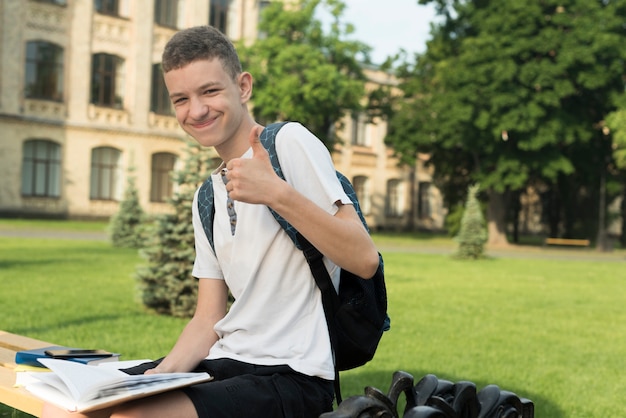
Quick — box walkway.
[1,227,624,263]
[377,242,625,263]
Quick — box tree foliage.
[387,0,626,244]
[109,171,145,249]
[135,139,216,317]
[237,0,370,149]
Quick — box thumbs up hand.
[225,125,282,205]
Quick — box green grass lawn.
[1,220,624,417]
[0,218,109,232]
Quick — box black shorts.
[122,358,334,418]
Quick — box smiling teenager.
[42,25,379,418]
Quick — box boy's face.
[164,58,251,150]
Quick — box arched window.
[90,147,122,200]
[21,139,61,197]
[150,63,172,115]
[209,0,229,34]
[386,179,404,217]
[351,112,369,146]
[154,0,178,28]
[352,175,371,215]
[25,41,64,101]
[418,181,432,219]
[95,0,119,15]
[150,152,177,202]
[91,53,124,108]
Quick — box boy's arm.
[145,278,228,374]
[226,126,380,279]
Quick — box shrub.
[455,184,487,259]
[135,138,216,317]
[109,172,145,248]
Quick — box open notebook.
[19,358,212,413]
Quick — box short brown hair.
[161,26,242,81]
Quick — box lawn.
[1,220,624,417]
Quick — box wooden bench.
[544,237,590,247]
[0,330,49,416]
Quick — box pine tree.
[109,170,145,248]
[135,138,217,317]
[455,184,487,259]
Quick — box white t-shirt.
[191,122,352,380]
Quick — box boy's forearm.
[155,316,219,373]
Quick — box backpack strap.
[197,176,216,253]
[258,122,301,248]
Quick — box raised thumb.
[249,125,265,155]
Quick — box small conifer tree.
[135,138,216,317]
[109,170,145,248]
[455,184,487,259]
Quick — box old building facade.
[0,0,444,231]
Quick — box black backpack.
[196,122,390,403]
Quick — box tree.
[237,0,370,149]
[386,0,626,245]
[455,184,487,259]
[135,139,216,317]
[109,169,145,248]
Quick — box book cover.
[15,345,120,367]
[22,358,212,412]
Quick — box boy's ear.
[238,72,253,103]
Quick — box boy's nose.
[189,97,209,119]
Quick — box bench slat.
[544,238,590,246]
[0,331,50,416]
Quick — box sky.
[317,1,439,64]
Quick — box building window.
[257,0,271,39]
[150,64,172,115]
[209,0,229,34]
[353,175,371,215]
[90,147,122,200]
[35,0,67,5]
[418,181,431,219]
[154,0,178,28]
[25,41,64,101]
[386,179,404,217]
[94,0,119,15]
[150,153,177,202]
[351,112,368,146]
[21,139,61,198]
[91,53,124,108]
